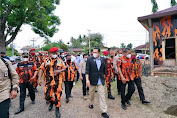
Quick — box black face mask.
[67,59,71,62]
[1,55,5,58]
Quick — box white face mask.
[126,54,131,58]
[84,58,87,61]
[51,54,58,59]
[61,54,65,57]
[22,58,29,62]
[93,53,98,58]
[119,54,123,57]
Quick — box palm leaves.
[171,0,177,6]
[151,0,158,13]
[151,0,176,13]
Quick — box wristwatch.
[13,87,19,93]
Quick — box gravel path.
[9,79,176,118]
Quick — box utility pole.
[10,42,14,56]
[88,29,91,55]
[31,39,36,48]
[30,37,39,48]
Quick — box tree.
[171,0,177,6]
[110,46,119,49]
[83,33,104,53]
[120,43,126,49]
[60,44,68,51]
[0,0,60,52]
[6,46,19,56]
[151,0,158,13]
[127,43,133,49]
[44,38,52,45]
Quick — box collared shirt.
[79,60,86,74]
[40,58,65,85]
[117,55,133,81]
[0,58,19,103]
[132,58,142,79]
[95,56,102,85]
[17,61,38,83]
[113,55,121,74]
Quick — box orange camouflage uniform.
[105,58,114,93]
[63,62,78,82]
[109,57,115,78]
[29,55,39,88]
[17,61,38,83]
[40,58,65,107]
[132,58,142,79]
[117,56,133,81]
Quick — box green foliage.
[127,43,133,49]
[151,0,158,13]
[70,37,83,48]
[44,38,52,45]
[60,44,68,51]
[41,41,68,52]
[0,0,60,47]
[120,43,126,49]
[111,46,119,49]
[69,33,104,54]
[6,47,19,56]
[171,0,177,6]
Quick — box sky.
[12,0,171,51]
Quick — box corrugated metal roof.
[134,43,149,50]
[138,5,177,21]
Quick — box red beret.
[49,47,59,53]
[30,48,35,52]
[64,52,68,55]
[103,51,109,55]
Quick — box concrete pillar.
[148,19,154,76]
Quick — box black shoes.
[69,95,73,98]
[31,101,35,104]
[15,108,24,114]
[142,100,150,104]
[48,103,54,111]
[34,88,38,92]
[118,92,121,95]
[121,104,127,110]
[26,93,30,97]
[66,98,69,103]
[126,101,131,105]
[108,93,115,100]
[56,107,61,118]
[89,104,94,109]
[101,113,109,118]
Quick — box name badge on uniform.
[46,60,50,65]
[122,61,127,63]
[57,60,61,64]
[4,71,8,77]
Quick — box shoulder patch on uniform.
[57,59,62,64]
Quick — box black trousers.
[82,74,89,96]
[0,98,10,118]
[64,80,73,99]
[76,71,79,82]
[116,74,121,94]
[120,80,135,105]
[19,82,35,109]
[134,77,145,101]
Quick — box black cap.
[0,52,5,54]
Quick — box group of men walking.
[0,46,150,118]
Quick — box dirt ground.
[9,76,177,118]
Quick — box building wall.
[152,15,177,65]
